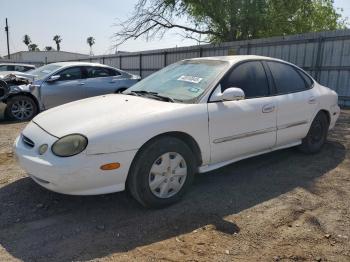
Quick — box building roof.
[6,50,90,57]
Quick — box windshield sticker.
[177,75,203,84]
[188,87,200,93]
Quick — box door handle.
[262,104,275,113]
[308,96,317,104]
[78,82,85,86]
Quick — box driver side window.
[221,61,269,99]
[58,67,83,81]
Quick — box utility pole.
[5,18,10,59]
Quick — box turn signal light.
[100,162,121,170]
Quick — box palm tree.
[45,46,54,51]
[23,35,31,50]
[53,35,62,51]
[86,36,95,56]
[28,44,39,51]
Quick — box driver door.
[208,61,277,164]
[41,66,87,109]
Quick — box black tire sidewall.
[128,136,196,208]
[5,95,38,121]
[301,112,329,154]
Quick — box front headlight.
[51,134,88,157]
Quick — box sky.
[0,0,349,57]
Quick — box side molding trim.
[213,120,308,144]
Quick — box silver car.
[0,63,36,72]
[0,62,140,121]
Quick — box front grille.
[22,135,35,148]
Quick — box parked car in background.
[14,56,340,208]
[0,62,140,120]
[0,63,35,72]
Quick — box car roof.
[50,61,112,68]
[187,55,286,64]
[0,63,35,67]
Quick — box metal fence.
[2,29,348,105]
[63,29,350,106]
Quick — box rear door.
[208,61,277,164]
[265,61,318,147]
[41,66,87,109]
[84,67,123,96]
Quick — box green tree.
[115,0,347,44]
[86,36,96,55]
[23,35,32,50]
[53,35,62,51]
[45,46,54,51]
[28,43,40,51]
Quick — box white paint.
[15,56,340,196]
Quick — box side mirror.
[220,87,245,101]
[47,75,60,82]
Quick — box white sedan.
[14,55,340,208]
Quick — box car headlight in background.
[51,134,88,157]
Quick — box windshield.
[125,60,229,102]
[28,64,63,80]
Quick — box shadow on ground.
[0,136,346,261]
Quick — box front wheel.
[127,136,196,208]
[299,112,329,154]
[5,95,38,121]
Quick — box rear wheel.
[299,112,329,154]
[5,95,38,121]
[127,136,196,208]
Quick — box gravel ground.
[0,105,349,262]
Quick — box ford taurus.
[14,55,340,208]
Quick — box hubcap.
[11,100,34,120]
[148,152,187,199]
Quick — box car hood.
[33,94,191,138]
[0,71,35,82]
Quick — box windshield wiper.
[126,90,175,102]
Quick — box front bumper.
[14,122,137,195]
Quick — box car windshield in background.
[29,64,63,80]
[125,60,229,102]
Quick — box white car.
[14,55,340,208]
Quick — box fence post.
[199,47,203,57]
[102,56,105,64]
[164,51,167,67]
[139,53,142,77]
[314,37,324,82]
[119,55,122,70]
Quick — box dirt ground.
[0,104,349,262]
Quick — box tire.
[0,80,10,100]
[5,95,38,121]
[299,112,329,154]
[127,136,196,208]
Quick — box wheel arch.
[115,87,128,93]
[5,92,40,110]
[131,131,203,171]
[318,109,331,125]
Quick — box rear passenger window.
[298,70,314,89]
[221,61,269,98]
[267,62,308,94]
